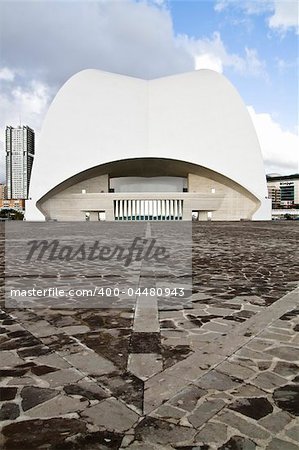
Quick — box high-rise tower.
[6,125,35,199]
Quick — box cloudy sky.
[0,0,298,181]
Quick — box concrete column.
[105,207,114,221]
[133,200,136,219]
[89,211,98,221]
[183,200,190,220]
[154,200,156,218]
[198,211,208,221]
[179,200,184,220]
[174,200,177,220]
[148,200,152,219]
[170,199,173,219]
[120,200,123,220]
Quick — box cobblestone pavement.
[0,222,298,449]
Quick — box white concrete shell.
[27,69,270,220]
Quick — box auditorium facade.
[27,69,271,221]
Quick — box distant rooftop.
[266,173,299,181]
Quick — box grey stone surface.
[195,421,228,443]
[82,398,139,432]
[150,404,186,422]
[251,372,286,391]
[71,379,109,400]
[21,386,58,411]
[218,410,270,439]
[133,294,159,333]
[258,411,292,433]
[61,325,90,335]
[188,399,226,428]
[1,222,299,449]
[0,403,20,420]
[144,374,187,414]
[273,361,299,378]
[195,370,241,391]
[134,417,197,446]
[169,384,207,412]
[266,346,299,361]
[219,435,257,450]
[285,425,299,442]
[0,350,24,367]
[124,442,162,450]
[32,353,71,369]
[7,376,41,386]
[229,397,273,420]
[25,320,62,338]
[217,360,256,380]
[127,353,163,380]
[266,437,299,450]
[39,368,84,387]
[259,330,293,342]
[201,321,230,333]
[231,384,268,398]
[63,350,116,376]
[26,394,88,417]
[162,351,222,382]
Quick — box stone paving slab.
[127,353,163,380]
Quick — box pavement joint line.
[144,286,299,414]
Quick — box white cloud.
[11,81,50,117]
[268,1,299,33]
[0,67,15,81]
[0,80,51,182]
[215,0,299,33]
[244,48,267,78]
[179,32,266,78]
[276,56,299,72]
[0,1,267,85]
[215,0,271,15]
[0,80,51,149]
[248,105,299,174]
[195,54,223,72]
[0,0,193,83]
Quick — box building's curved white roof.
[27,69,268,219]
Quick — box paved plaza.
[0,222,298,449]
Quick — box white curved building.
[27,69,271,221]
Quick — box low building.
[0,198,25,211]
[267,174,299,209]
[0,184,7,200]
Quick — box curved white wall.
[27,69,270,220]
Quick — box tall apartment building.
[6,126,35,199]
